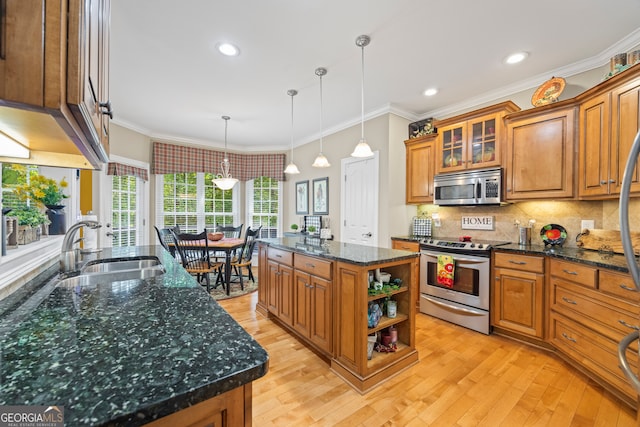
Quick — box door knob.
[362,232,372,237]
[105,232,114,237]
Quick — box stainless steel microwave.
[433,167,502,206]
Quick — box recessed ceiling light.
[424,88,438,97]
[217,43,240,57]
[505,52,528,64]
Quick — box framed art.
[312,177,329,215]
[295,180,309,215]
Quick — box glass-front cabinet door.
[439,123,466,172]
[469,114,500,168]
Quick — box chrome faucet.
[60,220,101,273]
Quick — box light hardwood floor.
[219,292,638,426]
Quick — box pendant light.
[212,115,239,190]
[284,89,301,174]
[351,34,374,158]
[312,67,330,168]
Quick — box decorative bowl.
[208,232,224,241]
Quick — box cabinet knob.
[561,332,577,343]
[100,101,114,119]
[600,180,607,185]
[609,179,616,183]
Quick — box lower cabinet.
[548,259,640,407]
[146,384,250,427]
[492,252,545,339]
[257,247,294,326]
[293,254,333,354]
[331,257,419,393]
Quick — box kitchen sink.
[81,256,162,274]
[56,265,166,289]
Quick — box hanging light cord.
[360,42,365,140]
[319,73,324,152]
[223,116,229,160]
[287,89,298,161]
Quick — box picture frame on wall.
[312,177,329,215]
[295,180,309,214]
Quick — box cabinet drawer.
[599,269,640,301]
[392,240,420,252]
[549,312,638,402]
[549,259,597,288]
[294,254,332,279]
[550,280,639,339]
[267,247,293,266]
[494,252,544,273]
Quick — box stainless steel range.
[419,237,510,334]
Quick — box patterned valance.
[151,142,286,181]
[107,162,149,181]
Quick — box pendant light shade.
[284,89,301,174]
[351,35,374,158]
[312,67,330,168]
[212,116,239,190]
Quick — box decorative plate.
[540,224,567,246]
[531,76,566,107]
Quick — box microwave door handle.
[475,179,481,202]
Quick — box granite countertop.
[495,243,635,273]
[0,245,268,426]
[391,235,637,273]
[259,237,418,265]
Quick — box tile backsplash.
[417,199,640,248]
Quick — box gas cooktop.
[420,237,511,251]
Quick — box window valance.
[107,162,149,181]
[151,142,286,181]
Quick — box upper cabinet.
[0,0,111,168]
[577,66,640,198]
[404,134,437,204]
[504,103,577,200]
[434,101,520,174]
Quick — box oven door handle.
[421,251,488,263]
[423,295,487,316]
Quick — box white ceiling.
[110,0,640,152]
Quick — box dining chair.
[171,230,223,292]
[154,225,180,257]
[228,225,262,290]
[215,224,244,238]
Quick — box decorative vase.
[45,205,66,235]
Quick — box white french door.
[98,156,149,248]
[340,152,379,247]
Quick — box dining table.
[172,237,245,295]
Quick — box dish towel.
[436,255,455,288]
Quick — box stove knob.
[470,243,475,248]
[478,244,484,249]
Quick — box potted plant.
[14,175,68,234]
[290,224,299,232]
[307,225,317,235]
[11,206,48,244]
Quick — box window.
[111,175,138,247]
[247,177,281,238]
[156,173,238,233]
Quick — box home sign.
[461,215,494,230]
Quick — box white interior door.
[340,152,379,246]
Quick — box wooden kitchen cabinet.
[548,259,640,407]
[293,254,333,354]
[146,384,250,427]
[404,134,436,203]
[332,257,419,393]
[578,67,640,198]
[262,247,294,326]
[0,0,110,168]
[492,252,546,339]
[434,101,519,174]
[391,239,420,252]
[504,104,577,200]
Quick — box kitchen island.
[256,237,419,393]
[0,245,268,426]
